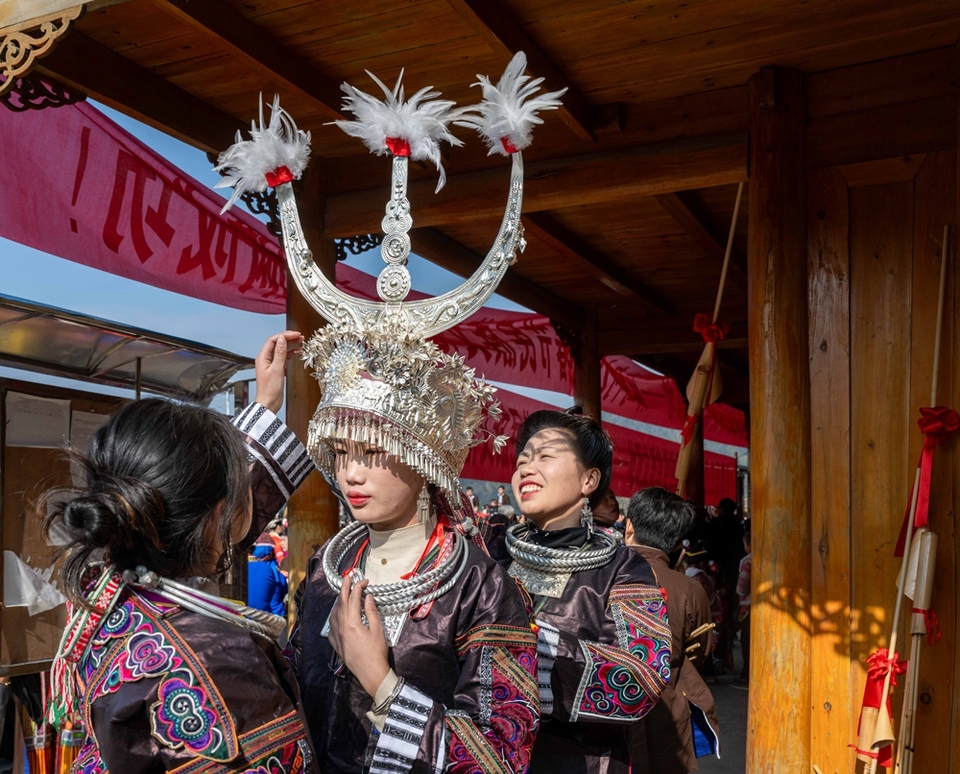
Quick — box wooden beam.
[35,30,245,152]
[523,213,673,316]
[599,319,748,356]
[746,66,811,773]
[151,0,343,120]
[654,192,748,286]
[411,227,585,330]
[444,0,596,142]
[573,314,602,419]
[326,133,748,236]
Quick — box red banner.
[339,269,746,502]
[0,101,286,312]
[1,99,747,501]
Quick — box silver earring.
[580,496,594,534]
[417,483,431,524]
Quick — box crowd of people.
[5,328,756,774]
[0,48,765,774]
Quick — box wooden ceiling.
[31,0,960,406]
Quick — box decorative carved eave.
[0,4,85,95]
[0,71,85,111]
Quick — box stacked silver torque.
[321,521,469,617]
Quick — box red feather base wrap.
[265,165,294,187]
[500,136,519,154]
[386,137,411,157]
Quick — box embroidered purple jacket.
[526,542,672,774]
[69,404,316,774]
[286,529,540,774]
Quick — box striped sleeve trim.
[370,683,434,774]
[536,622,560,715]
[232,403,313,498]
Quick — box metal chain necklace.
[506,522,619,598]
[123,567,287,641]
[322,520,469,617]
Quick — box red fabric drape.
[1,97,748,501]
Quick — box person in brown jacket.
[624,487,721,773]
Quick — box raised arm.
[232,332,315,549]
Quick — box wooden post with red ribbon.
[860,225,953,774]
[675,181,744,498]
[895,529,940,774]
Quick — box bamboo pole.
[894,530,939,774]
[675,181,743,497]
[865,225,949,774]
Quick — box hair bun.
[62,494,119,549]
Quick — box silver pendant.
[381,612,407,647]
[508,562,571,598]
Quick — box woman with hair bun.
[43,332,318,774]
[505,408,672,774]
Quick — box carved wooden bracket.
[0,5,84,96]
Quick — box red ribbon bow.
[918,406,960,448]
[385,137,411,157]
[693,313,730,344]
[912,607,942,645]
[265,166,294,187]
[865,648,907,684]
[500,136,519,154]
[896,406,959,556]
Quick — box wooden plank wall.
[751,47,960,772]
[0,380,122,675]
[802,149,958,772]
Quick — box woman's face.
[332,440,424,531]
[511,428,600,530]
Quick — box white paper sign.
[3,550,66,616]
[70,410,109,451]
[5,392,70,448]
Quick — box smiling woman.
[505,408,671,774]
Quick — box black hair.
[626,487,698,553]
[41,399,251,605]
[515,407,613,507]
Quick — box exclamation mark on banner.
[70,126,91,233]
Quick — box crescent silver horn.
[278,152,525,338]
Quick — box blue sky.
[0,100,563,405]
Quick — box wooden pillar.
[285,165,340,607]
[573,314,602,419]
[746,67,812,774]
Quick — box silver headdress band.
[217,53,564,497]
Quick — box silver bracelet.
[372,676,406,715]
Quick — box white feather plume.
[214,95,311,213]
[335,70,467,192]
[455,51,566,156]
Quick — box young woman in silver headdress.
[283,326,539,774]
[505,409,672,774]
[214,49,571,774]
